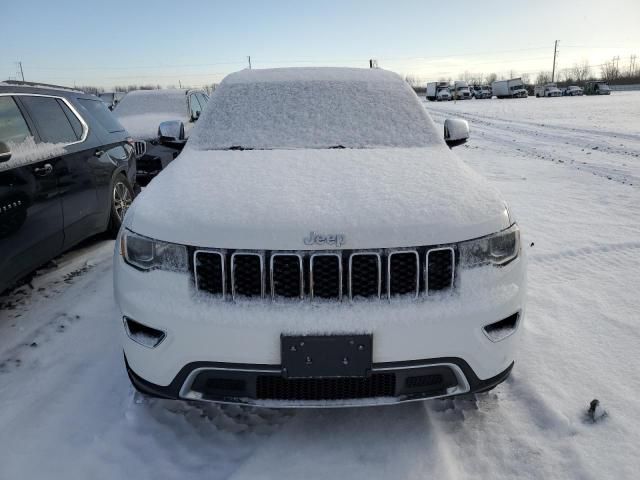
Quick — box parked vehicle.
[492,78,528,98]
[115,67,526,408]
[563,85,584,96]
[113,88,209,184]
[452,80,471,99]
[584,81,611,95]
[471,85,492,99]
[0,82,137,294]
[534,83,562,97]
[426,81,451,101]
[99,91,126,110]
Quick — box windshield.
[113,89,187,118]
[189,69,441,150]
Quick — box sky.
[2,0,639,89]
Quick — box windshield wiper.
[226,145,253,151]
[328,145,346,149]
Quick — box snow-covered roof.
[189,67,442,150]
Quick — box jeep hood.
[126,146,511,250]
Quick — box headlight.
[121,230,188,272]
[459,224,520,268]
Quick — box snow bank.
[0,136,66,171]
[114,89,189,140]
[189,67,442,150]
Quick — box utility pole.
[18,61,25,82]
[551,40,559,82]
[247,56,252,69]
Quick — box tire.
[108,174,134,237]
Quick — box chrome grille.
[310,253,342,300]
[349,253,381,300]
[133,140,147,158]
[270,254,304,299]
[426,248,455,294]
[194,247,456,302]
[231,253,264,298]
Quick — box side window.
[77,98,124,133]
[19,96,80,144]
[59,100,84,139]
[189,94,202,119]
[196,93,208,106]
[0,96,31,145]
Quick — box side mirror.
[0,141,11,163]
[444,118,469,148]
[158,120,186,151]
[191,110,201,122]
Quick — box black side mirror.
[444,118,470,148]
[158,120,187,151]
[0,141,11,163]
[191,110,201,122]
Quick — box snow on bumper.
[114,250,526,393]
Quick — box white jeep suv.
[114,67,526,407]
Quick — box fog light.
[123,317,166,348]
[483,313,519,342]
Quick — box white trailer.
[492,78,528,99]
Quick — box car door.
[18,95,100,248]
[0,95,64,293]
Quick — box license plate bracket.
[281,334,373,378]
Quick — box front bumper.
[126,354,514,407]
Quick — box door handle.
[94,150,105,157]
[33,163,53,177]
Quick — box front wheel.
[108,175,134,237]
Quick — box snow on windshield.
[189,68,441,150]
[113,89,188,140]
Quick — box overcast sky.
[2,0,639,88]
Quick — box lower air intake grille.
[256,374,396,401]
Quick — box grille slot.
[256,374,396,401]
[271,254,304,299]
[349,253,381,299]
[194,251,225,297]
[310,254,342,300]
[231,253,264,299]
[426,248,455,293]
[388,251,419,298]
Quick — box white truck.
[452,80,471,100]
[426,82,452,101]
[492,78,528,99]
[471,85,492,99]
[534,83,562,97]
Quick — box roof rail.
[1,80,84,93]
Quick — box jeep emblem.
[303,231,346,247]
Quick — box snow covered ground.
[1,91,639,479]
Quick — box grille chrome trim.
[387,250,420,300]
[348,252,381,300]
[231,252,265,300]
[309,252,343,301]
[194,250,226,299]
[425,247,455,294]
[270,253,304,300]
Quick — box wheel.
[108,175,134,236]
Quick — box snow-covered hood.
[126,146,511,250]
[116,113,191,141]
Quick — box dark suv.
[0,82,137,294]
